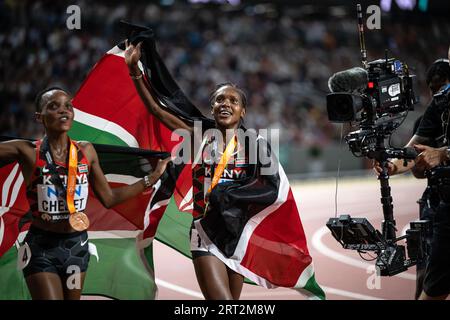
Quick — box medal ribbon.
[207,135,237,194]
[66,139,78,215]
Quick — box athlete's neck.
[214,126,238,153]
[216,125,239,141]
[46,133,69,160]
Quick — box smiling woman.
[0,87,171,300]
[209,83,247,131]
[35,87,75,133]
[126,40,256,300]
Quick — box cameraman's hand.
[373,160,398,176]
[414,144,448,171]
[124,40,142,73]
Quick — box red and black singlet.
[26,139,90,222]
[192,136,251,219]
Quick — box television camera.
[325,4,429,276]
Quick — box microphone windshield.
[328,67,368,93]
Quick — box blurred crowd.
[1,0,449,151]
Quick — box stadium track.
[152,175,432,300]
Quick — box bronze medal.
[69,212,90,231]
[66,141,89,231]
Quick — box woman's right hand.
[124,40,142,70]
[149,157,172,181]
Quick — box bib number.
[17,243,31,270]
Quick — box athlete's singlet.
[192,135,251,219]
[26,139,90,222]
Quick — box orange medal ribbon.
[204,135,237,214]
[67,139,90,231]
[66,139,78,214]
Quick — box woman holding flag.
[0,87,171,300]
[125,40,260,300]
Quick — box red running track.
[152,175,433,300]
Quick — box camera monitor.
[326,215,385,251]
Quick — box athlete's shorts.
[423,202,450,297]
[190,221,214,259]
[20,225,90,278]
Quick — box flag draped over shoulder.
[124,22,325,299]
[0,21,324,300]
[0,22,193,300]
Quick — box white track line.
[240,287,383,300]
[320,286,383,300]
[312,226,415,281]
[155,278,204,299]
[156,277,384,300]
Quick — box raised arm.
[82,142,171,209]
[124,41,193,133]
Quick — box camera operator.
[375,57,450,300]
[410,114,440,299]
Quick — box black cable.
[388,111,409,148]
[335,123,344,218]
[358,250,378,261]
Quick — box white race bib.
[17,243,31,270]
[37,183,89,214]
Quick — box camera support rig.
[327,132,428,276]
[326,4,427,277]
[362,133,418,241]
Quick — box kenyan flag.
[70,26,323,298]
[0,22,325,300]
[0,39,192,300]
[69,42,196,262]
